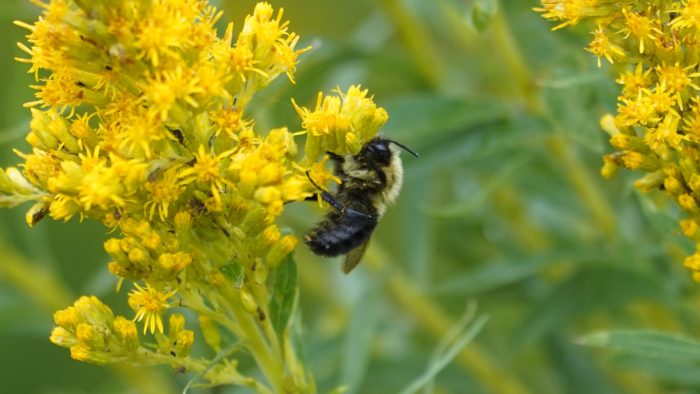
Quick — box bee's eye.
[374,143,389,154]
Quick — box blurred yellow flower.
[537,0,700,281]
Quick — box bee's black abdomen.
[305,214,377,257]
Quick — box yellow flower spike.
[5,0,376,390]
[128,283,176,335]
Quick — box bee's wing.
[342,240,370,274]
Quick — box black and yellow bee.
[305,136,417,273]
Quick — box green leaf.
[400,315,490,394]
[470,0,498,33]
[339,288,383,394]
[268,254,298,338]
[515,267,674,348]
[610,354,700,385]
[219,261,244,288]
[424,155,531,217]
[430,253,560,295]
[577,330,700,362]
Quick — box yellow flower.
[621,7,661,54]
[128,283,176,334]
[144,167,184,220]
[669,0,700,31]
[587,26,625,66]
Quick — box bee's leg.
[304,171,375,220]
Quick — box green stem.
[546,134,618,238]
[250,284,283,356]
[378,0,444,88]
[364,244,531,394]
[219,285,291,393]
[489,6,544,114]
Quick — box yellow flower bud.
[50,327,76,348]
[679,194,699,213]
[175,330,195,357]
[113,316,139,351]
[266,235,298,268]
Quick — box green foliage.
[268,254,298,338]
[2,0,700,393]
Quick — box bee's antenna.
[305,171,327,192]
[386,140,419,158]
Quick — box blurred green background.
[2,0,700,393]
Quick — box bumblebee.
[304,136,417,273]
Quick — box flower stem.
[364,245,531,394]
[378,0,444,88]
[219,285,296,393]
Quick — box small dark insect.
[304,136,417,274]
[165,126,185,145]
[28,205,48,227]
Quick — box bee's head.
[357,137,418,166]
[358,138,394,166]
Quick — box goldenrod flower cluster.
[0,0,388,391]
[536,1,700,282]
